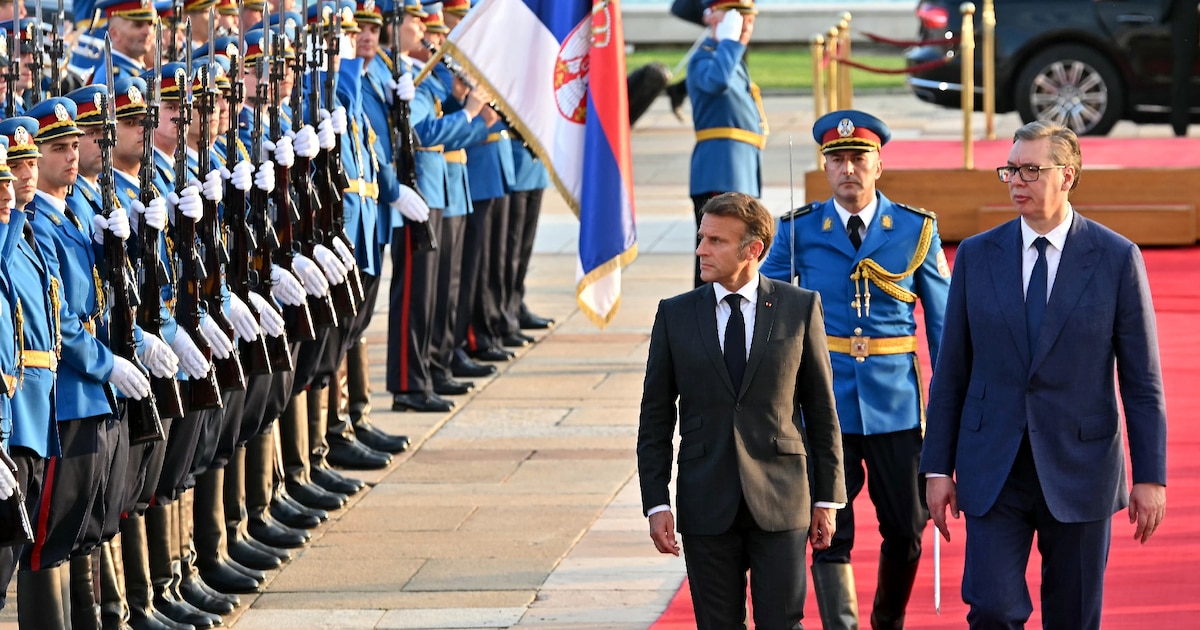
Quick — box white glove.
[227,161,253,192]
[132,197,168,231]
[227,293,262,342]
[330,106,348,134]
[268,136,295,167]
[248,291,285,337]
[109,355,151,400]
[138,333,180,379]
[292,254,330,297]
[312,244,348,285]
[168,185,204,222]
[254,161,275,193]
[270,264,306,306]
[199,169,224,203]
[170,330,211,380]
[293,125,320,158]
[331,237,357,270]
[92,209,132,244]
[199,314,234,360]
[0,460,15,500]
[387,72,415,103]
[393,184,430,222]
[316,112,335,150]
[714,9,743,42]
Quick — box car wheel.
[1014,45,1124,136]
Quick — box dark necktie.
[847,215,864,250]
[1026,237,1049,355]
[723,294,746,393]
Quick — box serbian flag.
[446,0,637,328]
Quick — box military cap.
[442,0,467,17]
[194,35,238,62]
[153,61,192,101]
[0,136,16,182]
[0,19,43,55]
[339,1,361,33]
[28,97,86,143]
[114,76,150,117]
[306,1,336,25]
[98,0,159,21]
[812,109,891,154]
[0,117,43,159]
[704,0,756,14]
[191,60,223,94]
[355,0,382,26]
[398,0,427,18]
[183,0,218,13]
[215,0,238,15]
[154,0,177,19]
[244,0,267,10]
[66,84,110,126]
[421,3,447,33]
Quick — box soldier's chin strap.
[850,216,933,317]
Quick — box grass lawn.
[626,46,909,91]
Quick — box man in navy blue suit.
[920,121,1168,629]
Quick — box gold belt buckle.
[850,335,870,360]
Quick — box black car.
[906,0,1181,136]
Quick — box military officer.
[686,0,764,287]
[89,0,160,85]
[761,110,951,630]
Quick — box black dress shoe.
[228,535,283,571]
[180,574,236,615]
[500,333,530,348]
[326,438,392,470]
[311,464,367,495]
[516,309,552,328]
[277,489,329,522]
[285,480,348,511]
[471,346,514,362]
[392,392,455,412]
[353,421,411,454]
[451,355,497,378]
[154,592,221,628]
[248,515,310,549]
[433,377,474,396]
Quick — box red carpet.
[881,138,1200,170]
[651,246,1200,629]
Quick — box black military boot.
[870,554,920,630]
[99,539,133,630]
[121,514,193,630]
[177,491,237,616]
[325,358,390,472]
[146,504,221,628]
[245,431,311,548]
[282,391,347,511]
[192,470,260,595]
[71,552,103,630]
[812,562,860,630]
[17,565,70,629]
[348,339,411,454]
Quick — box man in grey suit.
[921,121,1168,629]
[637,192,847,629]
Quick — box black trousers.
[239,371,275,445]
[683,498,808,630]
[507,187,544,325]
[459,197,500,352]
[27,416,105,569]
[197,389,245,475]
[1,446,46,602]
[122,416,174,516]
[691,193,723,288]
[81,414,126,548]
[154,407,215,505]
[430,214,466,383]
[387,211,442,395]
[812,428,927,566]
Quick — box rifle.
[48,0,63,97]
[223,8,272,377]
[313,6,360,316]
[174,22,223,411]
[136,23,185,420]
[4,21,17,118]
[99,37,165,444]
[388,8,436,254]
[196,10,246,392]
[29,3,42,105]
[273,2,317,343]
[296,6,337,330]
[252,16,297,370]
[168,0,183,62]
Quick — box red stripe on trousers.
[399,226,413,388]
[31,455,58,570]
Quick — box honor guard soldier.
[90,0,160,85]
[761,110,951,630]
[0,133,46,615]
[0,19,38,117]
[0,117,69,627]
[686,0,764,287]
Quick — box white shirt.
[713,274,758,361]
[1020,208,1074,301]
[833,196,879,242]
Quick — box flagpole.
[412,45,448,86]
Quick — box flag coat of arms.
[446,0,637,327]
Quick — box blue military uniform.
[685,0,766,286]
[760,109,950,627]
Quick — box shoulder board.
[895,202,937,219]
[779,202,819,222]
[47,212,62,226]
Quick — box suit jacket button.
[735,404,742,411]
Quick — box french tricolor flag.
[447,0,637,328]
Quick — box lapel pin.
[765,301,772,307]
